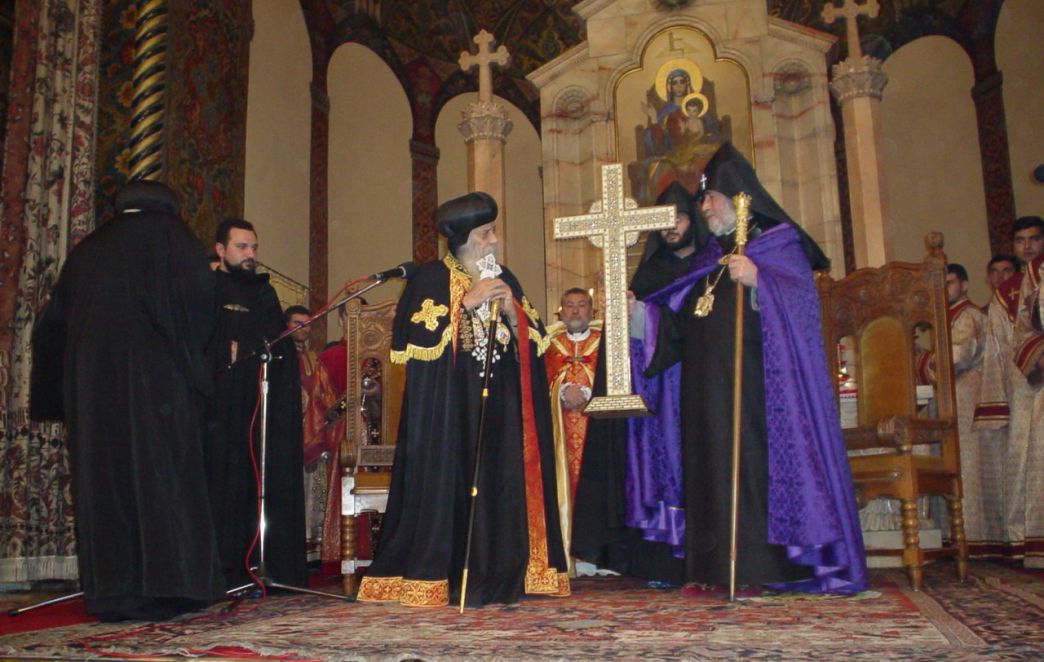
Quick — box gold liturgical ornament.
[693,192,751,318]
[553,163,676,417]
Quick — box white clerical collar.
[567,327,591,342]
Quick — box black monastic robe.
[204,269,307,588]
[356,255,569,607]
[30,212,224,617]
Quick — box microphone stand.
[225,278,391,607]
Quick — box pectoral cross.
[458,29,510,103]
[821,0,880,59]
[553,164,676,417]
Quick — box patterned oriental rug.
[1,562,1041,661]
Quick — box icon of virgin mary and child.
[631,58,731,204]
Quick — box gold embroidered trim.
[356,576,449,607]
[522,296,541,326]
[392,259,469,364]
[521,297,551,355]
[411,298,448,331]
[400,579,450,607]
[445,255,471,357]
[390,322,455,364]
[524,563,570,596]
[356,575,402,602]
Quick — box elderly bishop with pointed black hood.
[633,143,867,594]
[357,192,569,608]
[30,181,224,620]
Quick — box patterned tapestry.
[0,0,102,583]
[162,0,249,245]
[92,0,134,226]
[93,0,249,245]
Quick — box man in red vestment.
[306,308,348,571]
[544,288,600,567]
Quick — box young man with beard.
[205,218,307,590]
[976,215,1044,566]
[357,192,569,607]
[629,181,708,299]
[544,288,600,572]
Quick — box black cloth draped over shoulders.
[30,211,224,618]
[358,258,569,607]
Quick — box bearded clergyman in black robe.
[571,182,706,585]
[357,192,570,608]
[205,218,307,589]
[30,181,224,621]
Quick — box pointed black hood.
[700,142,829,270]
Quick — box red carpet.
[0,573,339,637]
[2,562,1042,660]
[1,596,96,635]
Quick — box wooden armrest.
[843,415,956,453]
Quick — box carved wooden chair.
[339,297,404,595]
[817,255,968,590]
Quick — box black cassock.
[204,269,306,588]
[30,212,224,617]
[570,248,690,585]
[357,256,569,607]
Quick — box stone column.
[830,56,891,267]
[458,102,512,249]
[457,30,512,253]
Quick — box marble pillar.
[830,55,891,268]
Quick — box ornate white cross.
[458,30,510,103]
[822,0,880,60]
[553,164,676,417]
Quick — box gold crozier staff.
[727,192,752,602]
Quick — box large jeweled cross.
[821,0,880,60]
[553,164,676,417]
[458,30,510,103]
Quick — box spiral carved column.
[129,0,168,180]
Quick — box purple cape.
[633,223,867,594]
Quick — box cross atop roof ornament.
[458,30,511,103]
[821,0,880,60]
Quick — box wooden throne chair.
[816,250,968,590]
[339,297,404,595]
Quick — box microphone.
[370,261,416,281]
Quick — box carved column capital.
[458,101,513,144]
[829,55,888,103]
